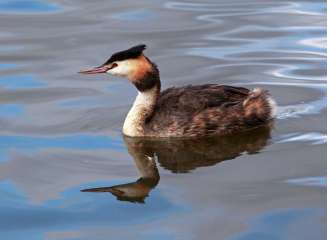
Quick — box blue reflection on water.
[0,135,125,151]
[0,104,23,118]
[0,179,184,240]
[0,75,46,89]
[0,63,17,70]
[0,103,24,162]
[0,0,59,13]
[0,181,27,207]
[0,151,8,162]
[230,209,326,240]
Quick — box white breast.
[123,87,157,137]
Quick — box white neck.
[123,87,158,137]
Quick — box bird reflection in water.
[81,125,272,203]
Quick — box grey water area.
[0,0,327,239]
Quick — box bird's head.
[79,44,156,82]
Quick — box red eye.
[111,63,118,69]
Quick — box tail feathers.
[243,88,277,123]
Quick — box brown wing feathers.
[146,85,272,137]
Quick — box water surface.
[0,0,327,239]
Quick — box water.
[1,0,327,239]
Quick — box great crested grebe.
[80,44,276,138]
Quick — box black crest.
[103,44,147,65]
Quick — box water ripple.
[251,81,327,119]
[278,132,327,145]
[286,176,327,187]
[300,37,327,49]
[270,65,327,81]
[165,1,290,13]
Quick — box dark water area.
[1,0,327,239]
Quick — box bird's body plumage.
[143,84,274,137]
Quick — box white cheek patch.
[107,60,132,77]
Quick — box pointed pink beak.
[79,66,109,74]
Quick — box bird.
[79,44,276,138]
